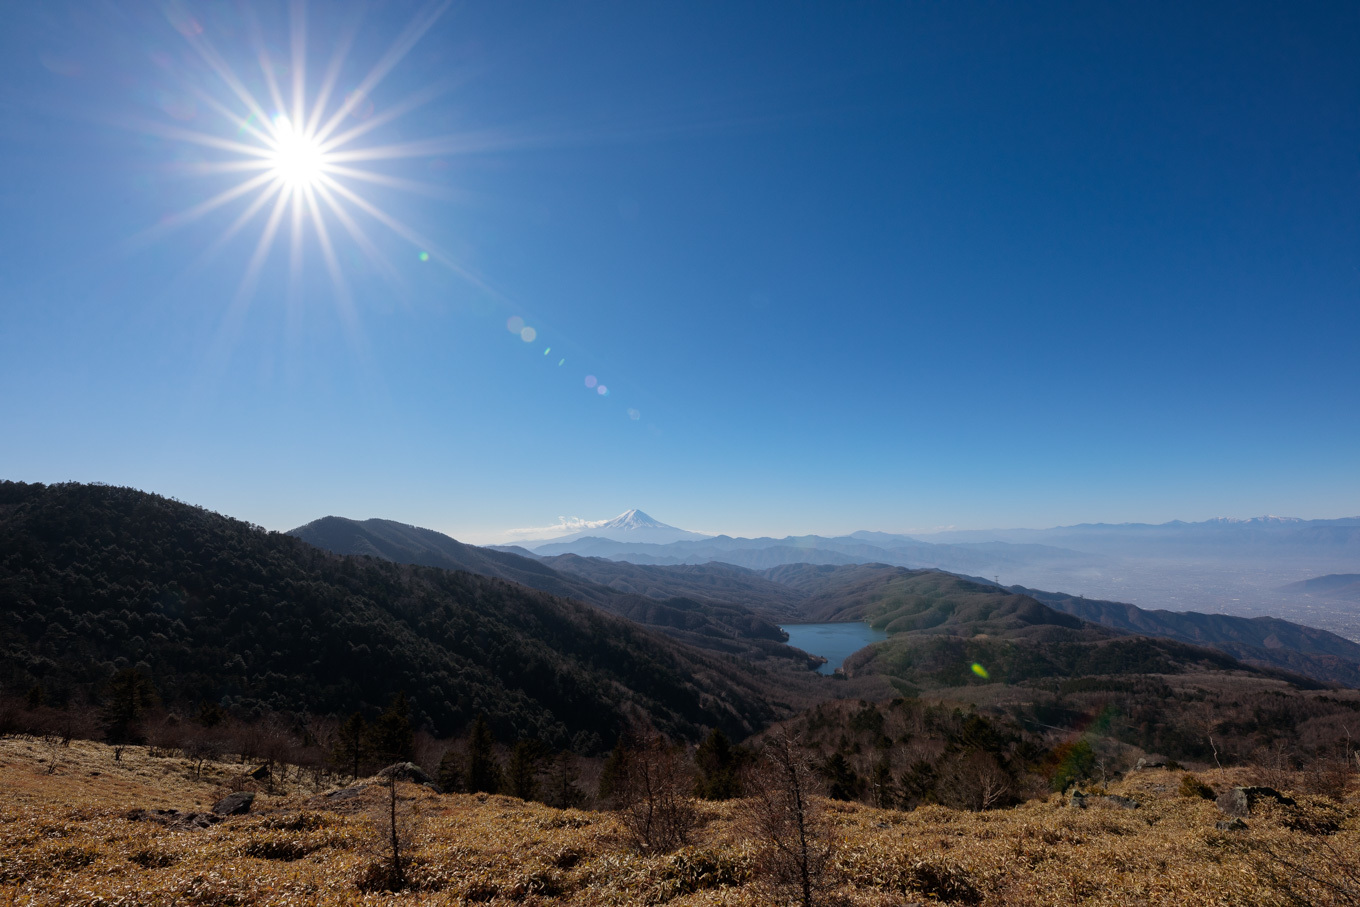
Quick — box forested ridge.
[0,482,792,750]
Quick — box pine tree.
[542,751,587,809]
[506,739,546,801]
[694,728,744,800]
[467,714,503,794]
[870,753,897,809]
[437,748,464,793]
[101,668,158,745]
[822,752,863,802]
[368,692,415,765]
[334,712,368,781]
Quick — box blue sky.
[1,1,1356,543]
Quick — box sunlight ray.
[321,163,462,199]
[322,131,516,163]
[313,0,451,146]
[313,182,405,288]
[320,174,500,297]
[232,187,292,314]
[317,77,454,154]
[128,117,273,159]
[290,0,308,127]
[175,26,275,137]
[122,170,278,250]
[305,8,363,137]
[187,85,277,147]
[196,181,286,266]
[304,185,364,343]
[167,159,275,177]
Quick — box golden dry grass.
[1,736,1356,906]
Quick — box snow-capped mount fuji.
[531,509,711,547]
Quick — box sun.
[267,115,329,192]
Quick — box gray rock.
[377,762,434,785]
[1216,787,1250,817]
[1069,791,1140,810]
[212,791,256,816]
[1216,818,1249,831]
[1136,756,1169,770]
[1216,786,1296,817]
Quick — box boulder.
[1216,786,1296,817]
[1069,791,1140,810]
[212,792,256,816]
[1135,756,1170,770]
[377,762,434,786]
[248,763,271,781]
[1216,788,1250,817]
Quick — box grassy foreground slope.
[1,736,1356,906]
[0,482,800,748]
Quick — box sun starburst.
[126,0,494,339]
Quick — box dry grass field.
[1,735,1356,906]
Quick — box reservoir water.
[782,622,889,675]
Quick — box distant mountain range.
[1280,574,1360,602]
[293,512,1360,687]
[7,482,1360,764]
[486,512,1360,642]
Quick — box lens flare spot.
[558,359,565,366]
[627,408,641,420]
[543,347,551,355]
[597,385,608,396]
[971,663,990,680]
[520,326,537,342]
[506,316,524,334]
[584,375,597,389]
[418,251,429,262]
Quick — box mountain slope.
[0,482,797,749]
[1280,574,1360,601]
[289,516,797,659]
[1020,584,1360,686]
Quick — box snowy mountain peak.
[597,509,669,531]
[528,509,710,549]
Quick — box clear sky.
[1,1,1356,544]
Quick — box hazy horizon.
[3,2,1356,542]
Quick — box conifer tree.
[101,668,158,745]
[368,692,415,765]
[334,711,368,781]
[437,748,464,793]
[467,714,503,793]
[694,728,744,800]
[506,739,546,801]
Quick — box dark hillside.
[0,482,797,749]
[290,516,798,660]
[1018,585,1360,687]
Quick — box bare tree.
[610,731,697,853]
[937,750,1012,811]
[743,732,836,907]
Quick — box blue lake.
[782,622,889,675]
